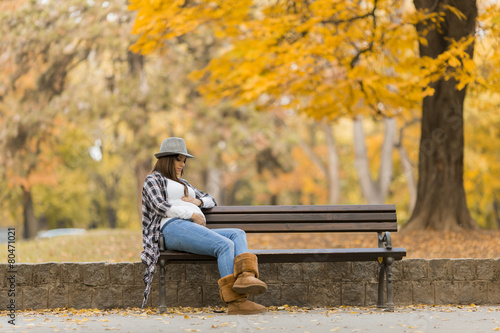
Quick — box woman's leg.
[162,220,235,277]
[211,228,249,256]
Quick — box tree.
[404,0,478,231]
[129,0,489,230]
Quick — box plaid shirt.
[140,171,217,309]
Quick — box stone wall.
[1,259,499,310]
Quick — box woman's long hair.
[152,155,189,196]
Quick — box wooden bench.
[157,204,406,312]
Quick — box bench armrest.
[378,231,392,250]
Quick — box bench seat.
[162,247,407,263]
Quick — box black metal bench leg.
[158,258,167,314]
[385,257,394,311]
[377,260,385,309]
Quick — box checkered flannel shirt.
[140,171,217,309]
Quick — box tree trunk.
[297,121,340,204]
[353,116,396,204]
[493,198,500,229]
[135,159,151,213]
[321,123,340,204]
[22,186,38,239]
[206,153,223,204]
[398,145,417,213]
[405,0,478,231]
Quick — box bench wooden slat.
[162,248,407,263]
[206,212,397,223]
[205,204,396,214]
[205,222,398,232]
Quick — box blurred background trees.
[1,0,499,238]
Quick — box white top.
[160,179,205,229]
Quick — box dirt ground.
[247,229,500,259]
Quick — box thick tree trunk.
[405,0,478,231]
[22,186,38,239]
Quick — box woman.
[141,137,267,315]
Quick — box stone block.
[393,281,412,306]
[341,283,365,306]
[434,281,459,304]
[307,282,341,307]
[330,262,351,281]
[92,287,123,309]
[281,283,308,306]
[457,281,489,305]
[132,262,147,286]
[149,286,159,308]
[258,263,279,283]
[0,287,23,311]
[403,259,428,280]
[15,264,33,286]
[365,283,380,306]
[82,262,110,286]
[177,283,202,307]
[488,282,500,304]
[186,264,205,282]
[109,263,135,285]
[412,281,434,304]
[452,259,476,281]
[123,286,146,309]
[251,283,280,307]
[391,261,403,281]
[23,286,48,310]
[278,263,303,283]
[429,259,452,281]
[33,263,61,286]
[303,262,332,282]
[352,262,377,283]
[202,283,223,307]
[0,264,7,288]
[69,285,93,309]
[48,286,68,309]
[476,259,499,281]
[202,264,220,284]
[60,263,83,284]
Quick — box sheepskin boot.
[232,253,268,295]
[218,274,267,315]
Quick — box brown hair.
[152,155,188,196]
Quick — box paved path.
[1,305,499,332]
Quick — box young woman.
[141,137,267,315]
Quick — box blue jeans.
[162,219,249,278]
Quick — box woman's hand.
[182,196,202,207]
[191,213,206,226]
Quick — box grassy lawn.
[17,229,143,263]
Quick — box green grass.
[17,229,143,263]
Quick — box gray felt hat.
[155,137,194,159]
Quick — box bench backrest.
[203,204,397,233]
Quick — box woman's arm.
[181,179,217,209]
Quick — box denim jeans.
[162,219,249,278]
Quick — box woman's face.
[174,155,187,177]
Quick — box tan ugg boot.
[232,253,268,295]
[218,274,267,315]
